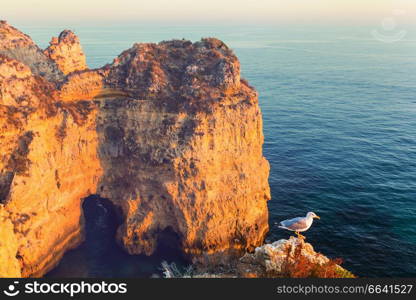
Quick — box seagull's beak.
[314,215,320,219]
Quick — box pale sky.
[2,0,416,25]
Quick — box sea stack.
[0,21,270,277]
[43,30,88,75]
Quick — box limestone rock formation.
[0,22,270,277]
[44,30,87,75]
[0,52,101,277]
[0,208,21,277]
[237,237,330,277]
[0,21,63,82]
[97,39,270,257]
[162,237,354,278]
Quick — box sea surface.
[19,24,416,278]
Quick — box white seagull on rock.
[276,212,320,239]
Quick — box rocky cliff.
[0,21,270,277]
[44,30,87,75]
[162,237,355,278]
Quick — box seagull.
[276,212,320,239]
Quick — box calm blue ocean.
[20,24,416,278]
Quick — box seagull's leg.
[295,231,305,240]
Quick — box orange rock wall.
[44,30,87,75]
[0,21,270,277]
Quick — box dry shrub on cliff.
[160,261,236,278]
[278,242,355,278]
[161,261,195,278]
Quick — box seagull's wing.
[280,217,309,231]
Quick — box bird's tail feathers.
[274,221,287,230]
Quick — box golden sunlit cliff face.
[44,30,88,75]
[0,21,270,277]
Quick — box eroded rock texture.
[0,21,64,82]
[0,21,270,277]
[44,30,87,75]
[163,237,354,278]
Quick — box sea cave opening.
[81,194,123,254]
[46,195,187,278]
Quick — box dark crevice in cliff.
[0,131,35,204]
[0,172,14,203]
[155,227,186,261]
[82,194,124,244]
[81,193,186,261]
[6,131,34,175]
[46,194,188,277]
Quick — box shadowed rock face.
[0,21,270,277]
